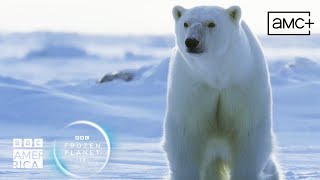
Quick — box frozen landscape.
[0,32,319,179]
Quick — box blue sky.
[0,0,318,35]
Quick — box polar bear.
[162,5,283,180]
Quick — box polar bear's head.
[173,5,242,58]
[172,5,250,88]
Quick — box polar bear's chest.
[184,85,251,136]
[216,88,252,135]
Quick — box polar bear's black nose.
[185,38,199,50]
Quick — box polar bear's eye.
[184,22,189,28]
[208,22,216,28]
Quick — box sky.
[0,0,319,35]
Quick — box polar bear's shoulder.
[240,21,264,57]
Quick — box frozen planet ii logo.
[53,120,111,178]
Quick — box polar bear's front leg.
[230,124,274,180]
[163,122,199,180]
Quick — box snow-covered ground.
[0,32,319,179]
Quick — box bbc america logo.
[12,138,43,168]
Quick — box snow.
[0,32,319,179]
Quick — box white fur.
[163,5,283,180]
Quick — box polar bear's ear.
[172,6,186,21]
[226,6,242,24]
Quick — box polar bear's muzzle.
[185,38,199,51]
[185,23,203,54]
[185,37,203,54]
